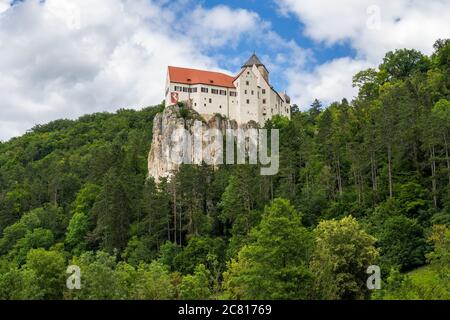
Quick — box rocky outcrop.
[148,105,258,183]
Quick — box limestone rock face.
[148,105,256,183]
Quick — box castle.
[165,54,291,124]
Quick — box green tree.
[92,168,132,253]
[179,264,211,300]
[24,248,66,300]
[310,216,379,300]
[122,236,155,266]
[129,261,175,300]
[0,259,40,300]
[379,49,429,81]
[174,236,225,275]
[426,225,450,284]
[65,211,89,254]
[67,251,118,300]
[377,215,427,270]
[223,199,314,299]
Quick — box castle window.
[183,87,189,92]
[251,90,254,95]
[220,90,226,95]
[211,89,219,94]
[174,86,183,91]
[245,90,247,94]
[201,87,208,93]
[246,81,249,86]
[191,88,198,93]
[262,89,266,94]
[209,98,212,103]
[204,103,207,107]
[230,91,237,97]
[219,105,222,109]
[246,99,250,104]
[263,99,267,104]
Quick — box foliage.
[222,199,314,299]
[0,41,449,300]
[179,264,212,300]
[310,216,379,300]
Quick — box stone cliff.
[148,105,258,183]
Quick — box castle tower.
[242,53,269,83]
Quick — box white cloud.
[287,58,372,108]
[0,0,9,14]
[276,0,450,108]
[3,0,444,139]
[0,0,273,141]
[277,0,450,61]
[184,5,262,48]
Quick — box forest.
[0,39,448,300]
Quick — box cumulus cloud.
[0,0,279,141]
[277,0,450,61]
[2,0,446,139]
[286,58,372,108]
[276,0,450,108]
[184,5,263,48]
[0,0,210,140]
[0,0,311,141]
[0,0,9,14]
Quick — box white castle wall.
[165,65,291,126]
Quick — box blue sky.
[202,0,357,66]
[0,0,449,141]
[194,0,360,93]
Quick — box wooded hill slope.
[0,40,448,300]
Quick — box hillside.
[0,40,449,300]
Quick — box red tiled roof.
[168,66,236,88]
